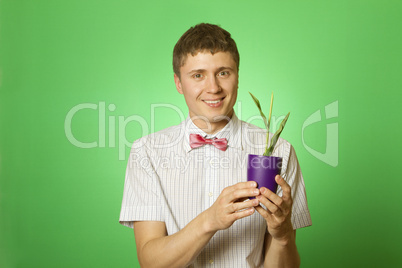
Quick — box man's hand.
[255,175,294,243]
[204,181,260,232]
[133,181,260,268]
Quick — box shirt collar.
[183,113,243,153]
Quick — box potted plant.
[247,92,290,194]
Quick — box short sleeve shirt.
[119,114,312,267]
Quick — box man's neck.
[190,112,234,135]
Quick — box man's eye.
[193,74,202,79]
[218,71,229,77]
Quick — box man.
[120,23,312,267]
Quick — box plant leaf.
[249,92,269,130]
[266,92,274,150]
[264,112,290,156]
[267,92,273,133]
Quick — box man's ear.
[174,73,183,94]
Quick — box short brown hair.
[173,23,240,77]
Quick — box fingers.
[208,182,260,231]
[220,181,259,203]
[233,181,258,190]
[259,175,291,206]
[260,187,282,207]
[275,175,292,201]
[257,194,283,217]
[228,198,259,213]
[254,204,273,220]
[256,176,293,217]
[229,207,256,221]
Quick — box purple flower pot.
[247,154,282,194]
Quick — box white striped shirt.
[119,114,312,267]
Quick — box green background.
[1,0,401,267]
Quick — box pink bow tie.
[189,134,228,151]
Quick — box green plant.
[249,92,290,156]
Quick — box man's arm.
[263,230,300,268]
[255,175,300,268]
[133,214,214,268]
[133,181,260,268]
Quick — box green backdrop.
[1,0,401,267]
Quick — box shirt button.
[209,259,214,264]
[208,192,213,197]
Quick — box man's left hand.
[255,175,294,243]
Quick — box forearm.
[264,230,300,268]
[137,211,216,268]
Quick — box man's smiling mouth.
[203,97,225,104]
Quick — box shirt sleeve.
[278,145,312,230]
[119,141,165,228]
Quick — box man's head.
[173,23,240,78]
[173,23,240,133]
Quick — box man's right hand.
[203,181,260,232]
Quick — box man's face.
[174,51,238,131]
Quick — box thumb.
[275,175,284,184]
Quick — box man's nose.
[206,75,222,93]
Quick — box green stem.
[264,92,274,156]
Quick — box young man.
[120,23,312,267]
